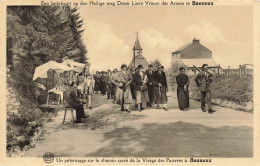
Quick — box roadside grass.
[189,74,253,112]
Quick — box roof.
[133,37,143,50]
[33,61,71,81]
[172,39,211,55]
[129,55,148,69]
[62,59,86,73]
[172,42,192,54]
[62,59,86,67]
[181,58,217,68]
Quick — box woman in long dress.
[152,65,168,110]
[134,65,150,112]
[111,69,118,103]
[176,67,190,111]
[115,64,133,112]
[84,74,94,109]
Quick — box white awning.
[62,59,86,73]
[33,61,71,81]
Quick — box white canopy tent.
[33,61,72,81]
[62,59,86,73]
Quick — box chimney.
[193,38,200,43]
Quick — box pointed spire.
[133,32,143,50]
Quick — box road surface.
[25,92,253,157]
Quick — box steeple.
[130,32,148,68]
[133,32,143,50]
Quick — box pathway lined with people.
[24,92,253,157]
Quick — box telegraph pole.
[133,32,139,68]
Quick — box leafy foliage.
[7,6,88,98]
[150,58,161,69]
[6,6,88,154]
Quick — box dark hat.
[202,64,208,68]
[113,68,118,72]
[158,65,163,69]
[138,64,143,69]
[148,64,153,68]
[121,64,127,69]
[179,67,185,71]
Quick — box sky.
[79,5,253,72]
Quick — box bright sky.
[79,5,253,72]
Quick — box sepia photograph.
[1,0,260,165]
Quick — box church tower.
[129,32,148,69]
[133,32,143,58]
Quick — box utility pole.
[133,32,139,68]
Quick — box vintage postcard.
[0,0,260,165]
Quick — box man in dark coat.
[94,71,100,94]
[63,81,89,123]
[176,67,190,111]
[146,64,154,107]
[100,71,107,95]
[195,64,214,113]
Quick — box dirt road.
[24,92,253,157]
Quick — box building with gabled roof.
[172,39,219,74]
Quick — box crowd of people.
[92,64,168,113]
[62,63,214,123]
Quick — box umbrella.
[33,61,72,81]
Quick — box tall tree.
[150,58,162,69]
[7,6,88,98]
[65,7,87,63]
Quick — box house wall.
[172,52,181,62]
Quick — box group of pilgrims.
[92,63,168,112]
[64,62,213,123]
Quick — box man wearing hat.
[134,64,150,112]
[146,64,154,107]
[195,64,214,113]
[63,81,89,123]
[100,71,107,96]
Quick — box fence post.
[217,64,220,75]
[239,65,242,78]
[227,66,230,77]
